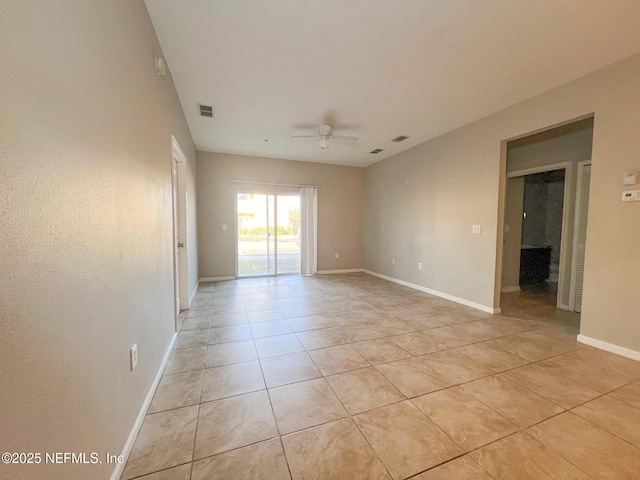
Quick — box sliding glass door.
[237,192,300,277]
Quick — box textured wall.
[197,152,363,277]
[0,2,197,479]
[364,54,640,353]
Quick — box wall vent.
[198,103,214,118]
[392,135,409,142]
[370,148,384,154]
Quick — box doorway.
[499,116,594,320]
[236,192,301,277]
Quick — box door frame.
[506,161,574,310]
[569,160,592,311]
[171,135,188,327]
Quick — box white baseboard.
[110,332,178,480]
[577,334,640,362]
[363,269,499,314]
[315,269,364,275]
[501,285,521,293]
[188,280,199,307]
[199,276,235,282]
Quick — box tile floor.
[121,273,640,480]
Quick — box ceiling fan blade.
[291,135,319,138]
[332,134,359,142]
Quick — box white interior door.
[572,163,591,312]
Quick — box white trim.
[110,332,178,480]
[315,269,364,275]
[501,285,521,293]
[569,160,592,312]
[199,276,235,282]
[188,280,199,307]
[506,161,571,178]
[171,135,187,164]
[231,180,317,188]
[363,269,500,314]
[577,334,640,362]
[506,161,574,311]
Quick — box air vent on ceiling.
[198,103,214,118]
[370,148,384,154]
[392,135,409,142]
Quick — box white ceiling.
[146,0,640,167]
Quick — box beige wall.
[0,2,197,479]
[197,152,363,277]
[364,53,640,353]
[502,177,525,289]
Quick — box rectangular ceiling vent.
[370,148,384,154]
[198,103,214,118]
[392,135,409,142]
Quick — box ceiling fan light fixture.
[320,136,330,149]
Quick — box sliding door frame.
[234,191,300,279]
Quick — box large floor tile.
[205,340,257,367]
[181,316,211,331]
[134,464,192,480]
[375,357,452,398]
[282,419,390,480]
[165,346,206,375]
[412,455,493,480]
[247,309,285,322]
[254,333,304,358]
[149,370,203,413]
[609,380,640,409]
[539,349,634,393]
[389,332,446,356]
[528,412,640,479]
[485,330,579,362]
[455,342,528,373]
[327,367,405,415]
[122,406,198,479]
[175,329,209,349]
[208,324,252,344]
[502,363,600,409]
[461,375,564,428]
[209,311,248,327]
[422,326,479,348]
[308,344,370,375]
[200,360,265,402]
[470,431,591,480]
[260,351,321,387]
[191,438,290,480]
[269,378,347,434]
[193,390,278,460]
[418,350,492,385]
[412,386,518,451]
[250,319,293,337]
[354,401,462,480]
[572,395,640,447]
[295,327,347,349]
[351,338,411,364]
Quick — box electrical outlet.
[335,252,340,259]
[392,258,395,265]
[130,343,138,371]
[472,224,482,234]
[418,262,423,271]
[222,224,227,231]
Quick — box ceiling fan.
[291,124,359,149]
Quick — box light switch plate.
[623,171,638,186]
